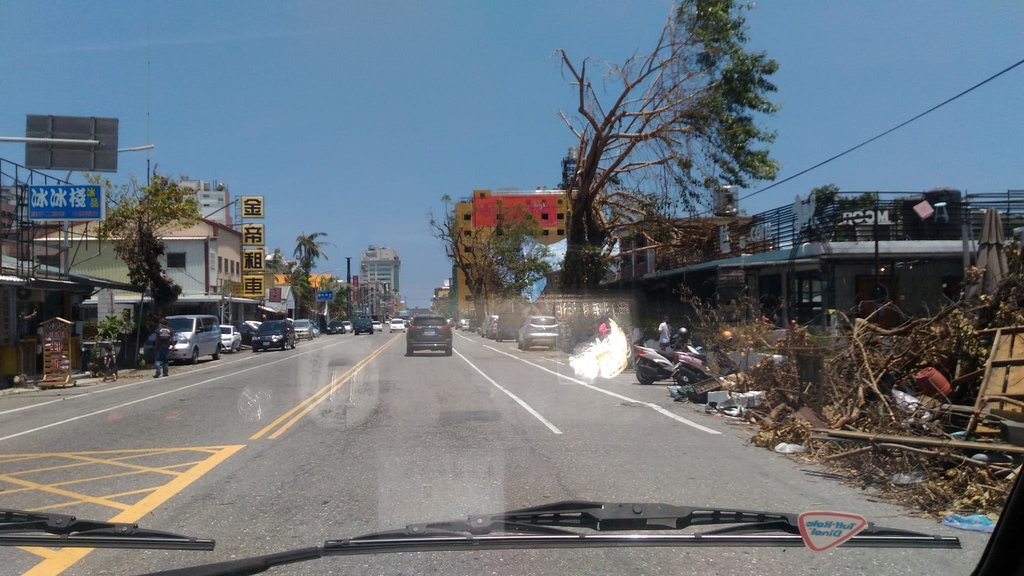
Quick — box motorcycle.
[633,336,713,386]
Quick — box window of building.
[463,214,471,221]
[464,230,471,237]
[218,256,223,272]
[463,245,472,253]
[542,230,550,236]
[557,213,565,220]
[556,229,565,236]
[465,295,473,302]
[167,253,186,268]
[541,213,549,220]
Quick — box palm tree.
[293,232,330,275]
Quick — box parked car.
[231,322,259,347]
[145,314,222,365]
[326,320,347,334]
[406,314,453,356]
[311,322,320,338]
[219,325,242,353]
[459,319,470,331]
[251,320,296,352]
[342,320,354,333]
[517,315,560,350]
[372,320,383,332]
[353,317,374,335]
[293,319,315,340]
[482,315,499,339]
[495,321,519,342]
[389,318,407,333]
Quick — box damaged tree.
[556,0,780,290]
[430,197,551,323]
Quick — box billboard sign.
[25,115,119,172]
[28,185,104,221]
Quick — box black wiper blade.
[324,500,960,554]
[0,508,214,550]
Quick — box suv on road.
[406,314,453,356]
[353,317,374,335]
[518,315,559,350]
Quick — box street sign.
[316,290,334,302]
[25,115,119,172]
[28,185,104,221]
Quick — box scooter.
[634,341,713,386]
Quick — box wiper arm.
[139,501,960,576]
[325,500,960,554]
[0,508,214,550]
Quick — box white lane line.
[483,345,721,435]
[454,332,477,342]
[0,339,352,417]
[0,340,359,442]
[453,349,562,435]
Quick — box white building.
[359,245,401,294]
[178,178,232,226]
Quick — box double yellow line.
[250,336,398,440]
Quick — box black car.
[251,320,296,352]
[353,317,374,335]
[231,322,259,347]
[406,314,453,356]
[325,320,347,334]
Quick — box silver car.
[517,315,559,350]
[293,319,315,340]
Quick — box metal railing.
[0,157,72,279]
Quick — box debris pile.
[738,296,1024,517]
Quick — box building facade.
[604,188,1023,329]
[453,188,568,313]
[178,178,232,226]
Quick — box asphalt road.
[0,329,992,575]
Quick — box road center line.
[260,335,399,440]
[483,345,721,435]
[453,349,562,435]
[0,344,339,444]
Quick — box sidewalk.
[0,369,147,396]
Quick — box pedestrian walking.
[658,316,671,352]
[101,345,118,382]
[153,318,173,378]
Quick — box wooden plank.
[978,326,1024,336]
[812,428,1024,455]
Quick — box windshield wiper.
[0,508,214,550]
[325,500,961,555]
[141,500,960,576]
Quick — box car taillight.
[441,325,451,331]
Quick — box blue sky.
[2,1,1022,307]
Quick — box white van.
[165,315,222,364]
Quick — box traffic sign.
[316,290,334,302]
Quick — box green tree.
[293,232,330,275]
[556,0,779,290]
[431,198,551,322]
[292,232,331,317]
[92,172,201,313]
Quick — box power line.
[738,56,1024,205]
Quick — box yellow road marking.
[251,335,399,440]
[2,473,133,511]
[20,444,245,576]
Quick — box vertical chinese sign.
[240,196,266,302]
[40,317,73,387]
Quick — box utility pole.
[345,256,352,319]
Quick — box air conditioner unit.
[714,186,739,217]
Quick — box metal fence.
[0,157,73,279]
